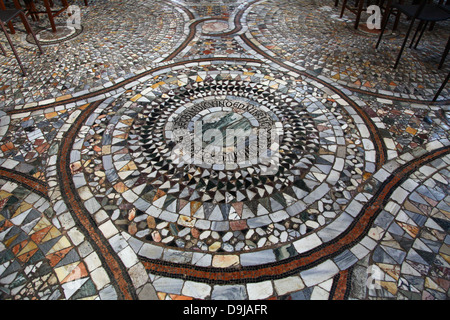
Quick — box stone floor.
[0,0,449,300]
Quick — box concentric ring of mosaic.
[73,63,378,265]
[161,96,284,171]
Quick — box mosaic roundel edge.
[70,62,380,274]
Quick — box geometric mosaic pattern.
[349,154,450,300]
[0,179,97,300]
[73,64,379,260]
[0,0,449,300]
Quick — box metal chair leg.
[340,0,348,18]
[0,21,27,75]
[376,7,393,49]
[43,0,57,32]
[439,35,450,69]
[412,20,428,49]
[354,0,365,29]
[29,0,41,22]
[409,20,425,48]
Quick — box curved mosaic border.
[1,0,448,300]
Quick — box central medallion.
[97,73,334,235]
[164,97,282,171]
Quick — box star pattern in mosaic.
[244,0,450,100]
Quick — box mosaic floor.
[0,0,449,301]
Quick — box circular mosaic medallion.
[103,82,327,231]
[127,93,320,208]
[27,25,83,45]
[73,63,377,259]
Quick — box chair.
[378,0,407,32]
[375,0,450,69]
[435,3,450,68]
[0,9,43,75]
[428,0,450,31]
